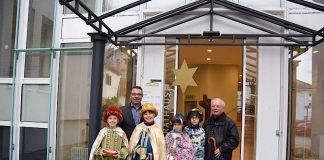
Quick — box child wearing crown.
[89,106,129,160]
[185,108,205,160]
[128,103,166,160]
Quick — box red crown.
[103,106,123,123]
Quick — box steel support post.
[87,32,108,155]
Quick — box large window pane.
[26,0,54,48]
[24,52,50,78]
[56,44,91,160]
[291,42,324,159]
[56,43,136,159]
[0,85,12,121]
[0,0,16,77]
[19,127,47,160]
[0,126,10,160]
[21,85,49,122]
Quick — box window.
[25,52,51,78]
[0,85,12,121]
[290,42,324,159]
[0,126,10,160]
[21,85,49,122]
[26,0,54,48]
[56,44,91,160]
[0,0,17,78]
[105,73,112,86]
[19,128,47,160]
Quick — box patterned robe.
[89,127,129,160]
[185,126,205,160]
[129,122,166,160]
[165,130,193,160]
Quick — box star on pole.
[172,60,198,93]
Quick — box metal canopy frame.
[58,0,324,154]
[59,0,324,46]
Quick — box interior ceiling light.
[207,58,212,61]
[207,49,213,52]
[313,50,319,54]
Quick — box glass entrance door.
[162,38,259,160]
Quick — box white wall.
[152,13,281,36]
[256,38,283,160]
[61,16,139,40]
[141,37,165,126]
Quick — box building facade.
[0,0,324,160]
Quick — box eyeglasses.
[131,93,143,96]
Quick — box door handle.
[276,130,282,136]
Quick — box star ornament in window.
[172,60,197,93]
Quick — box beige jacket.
[129,123,166,160]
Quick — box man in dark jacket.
[203,98,239,160]
[120,86,143,140]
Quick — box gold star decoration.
[172,60,198,93]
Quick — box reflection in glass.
[291,43,324,160]
[21,85,49,122]
[243,44,258,160]
[163,41,176,134]
[26,0,53,48]
[0,0,16,78]
[56,44,91,160]
[0,126,10,160]
[19,127,47,160]
[25,52,50,78]
[0,85,12,121]
[56,43,136,159]
[102,45,136,108]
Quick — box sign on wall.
[142,79,163,126]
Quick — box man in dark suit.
[120,86,143,140]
